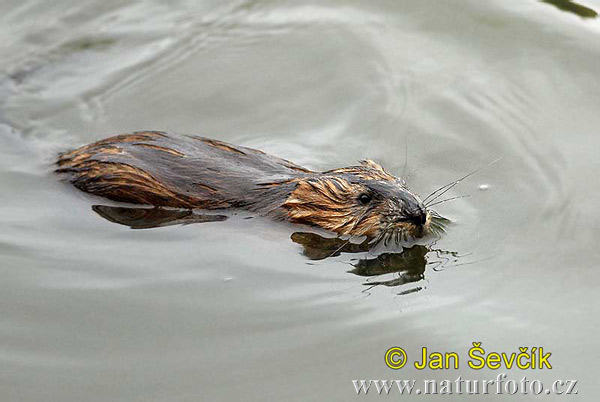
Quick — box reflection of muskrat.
[57,131,431,239]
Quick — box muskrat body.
[57,131,431,239]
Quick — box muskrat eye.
[358,193,372,205]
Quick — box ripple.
[1,1,600,400]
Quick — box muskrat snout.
[399,205,428,227]
[391,186,428,227]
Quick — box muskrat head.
[283,160,430,241]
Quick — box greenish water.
[1,1,599,401]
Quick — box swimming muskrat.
[57,131,432,240]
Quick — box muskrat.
[56,131,431,240]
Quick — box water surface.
[1,0,599,400]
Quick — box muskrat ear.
[359,159,396,181]
[359,159,385,171]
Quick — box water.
[1,1,599,400]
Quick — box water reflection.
[92,205,227,229]
[92,205,459,293]
[292,231,429,289]
[291,232,460,293]
[541,0,598,18]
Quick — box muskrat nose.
[406,206,427,227]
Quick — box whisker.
[426,195,470,208]
[423,158,501,205]
[423,181,458,203]
[368,222,393,246]
[402,137,409,186]
[369,229,386,246]
[384,232,392,247]
[423,181,463,206]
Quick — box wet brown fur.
[57,132,429,238]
